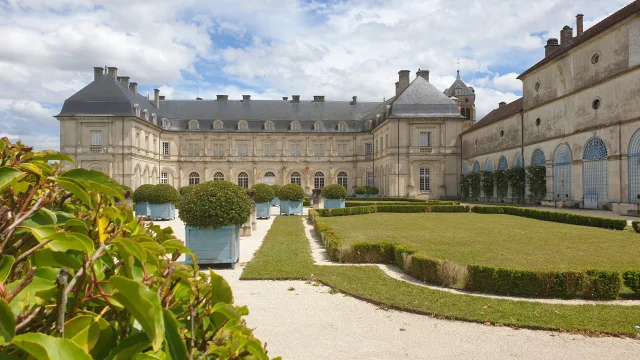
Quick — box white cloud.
[493,73,522,92]
[9,100,56,121]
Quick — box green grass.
[322,213,640,271]
[241,216,640,335]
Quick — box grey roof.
[167,119,367,133]
[390,77,464,119]
[444,71,475,97]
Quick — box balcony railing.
[420,147,433,153]
[90,146,104,153]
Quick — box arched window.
[485,158,494,172]
[314,121,324,131]
[337,121,348,132]
[238,120,248,131]
[290,171,301,185]
[629,129,640,203]
[337,171,348,189]
[188,171,200,185]
[497,156,508,171]
[462,163,469,175]
[237,172,249,189]
[213,120,223,131]
[512,152,524,168]
[263,171,276,185]
[213,172,224,181]
[531,149,546,166]
[188,120,199,131]
[582,136,608,203]
[419,168,430,192]
[472,161,480,172]
[553,143,572,200]
[314,171,325,189]
[465,107,471,120]
[162,118,170,129]
[365,120,372,131]
[290,121,300,131]
[264,121,274,131]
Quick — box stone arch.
[262,170,276,185]
[531,149,546,166]
[582,136,608,203]
[212,120,224,131]
[237,120,248,131]
[142,166,150,185]
[212,171,225,181]
[314,120,324,131]
[337,121,348,132]
[289,170,302,186]
[133,164,141,189]
[472,160,481,173]
[188,171,200,185]
[552,143,572,200]
[484,158,494,172]
[313,171,325,189]
[628,129,640,202]
[497,156,508,171]
[237,171,249,189]
[512,152,524,168]
[188,119,199,131]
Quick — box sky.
[0,0,632,150]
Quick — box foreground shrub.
[347,242,395,263]
[623,271,640,295]
[366,186,379,195]
[278,183,305,201]
[502,207,626,230]
[428,205,467,213]
[406,255,442,285]
[472,206,504,214]
[316,206,376,217]
[354,186,367,195]
[376,205,426,213]
[179,180,251,228]
[321,184,347,199]
[179,184,196,196]
[632,221,640,233]
[147,183,180,204]
[252,183,276,203]
[344,197,428,203]
[132,183,154,203]
[0,138,273,359]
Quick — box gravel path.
[159,211,640,360]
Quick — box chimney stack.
[398,70,410,94]
[350,96,357,105]
[107,67,118,80]
[282,96,288,101]
[292,95,300,103]
[154,89,160,108]
[129,82,138,94]
[216,95,228,101]
[545,38,560,57]
[93,67,104,81]
[499,101,506,108]
[576,14,584,36]
[416,69,430,82]
[313,95,325,102]
[242,95,251,101]
[120,76,130,89]
[395,82,400,96]
[560,25,573,46]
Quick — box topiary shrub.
[278,183,305,202]
[494,170,508,201]
[132,183,154,203]
[366,186,379,195]
[321,184,347,199]
[460,175,470,200]
[354,186,367,195]
[467,172,482,200]
[179,180,251,228]
[270,184,281,196]
[147,184,180,204]
[252,183,276,203]
[179,185,196,196]
[632,221,640,233]
[507,167,526,202]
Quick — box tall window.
[366,171,374,187]
[365,143,373,156]
[237,143,249,157]
[263,143,275,156]
[213,172,224,181]
[337,171,348,189]
[189,172,200,185]
[337,143,348,156]
[213,120,223,131]
[290,171,301,185]
[419,168,430,192]
[313,144,325,157]
[153,137,157,152]
[237,172,249,189]
[263,171,276,185]
[160,172,168,184]
[187,143,199,156]
[419,132,431,147]
[338,121,348,132]
[90,130,102,146]
[211,143,225,156]
[314,171,325,189]
[290,143,302,157]
[238,120,248,131]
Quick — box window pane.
[420,132,431,147]
[313,144,324,157]
[90,131,102,146]
[238,144,248,156]
[365,143,372,155]
[162,142,169,155]
[160,172,168,184]
[314,172,324,189]
[419,168,430,191]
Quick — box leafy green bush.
[472,206,504,214]
[278,183,305,201]
[376,205,426,213]
[316,206,376,217]
[526,165,547,201]
[481,171,494,200]
[507,167,525,201]
[271,184,281,197]
[303,197,311,206]
[428,205,467,213]
[179,185,196,196]
[321,184,347,199]
[494,170,508,201]
[0,138,272,359]
[460,174,470,200]
[623,271,640,295]
[632,221,640,233]
[132,184,154,203]
[502,207,626,230]
[467,172,481,200]
[406,255,442,285]
[179,180,251,228]
[393,244,416,269]
[347,242,395,263]
[252,183,276,203]
[366,186,379,195]
[147,184,180,204]
[344,197,429,202]
[354,186,367,195]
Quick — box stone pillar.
[312,189,322,209]
[251,202,257,231]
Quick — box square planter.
[184,225,239,267]
[256,202,271,219]
[324,198,345,209]
[135,202,150,217]
[280,200,303,215]
[150,203,175,220]
[271,197,281,207]
[355,194,367,198]
[367,194,378,198]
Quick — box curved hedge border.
[316,205,468,217]
[308,209,622,300]
[472,206,626,230]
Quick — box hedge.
[322,184,348,199]
[132,184,154,203]
[632,221,640,233]
[375,205,427,213]
[472,206,504,214]
[502,207,627,230]
[147,184,180,204]
[428,205,467,213]
[316,206,376,217]
[344,197,427,202]
[345,201,458,207]
[405,254,442,285]
[623,271,640,296]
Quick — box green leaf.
[209,270,233,305]
[162,309,188,360]
[7,267,59,316]
[0,255,15,283]
[113,238,147,264]
[12,333,92,360]
[161,239,195,258]
[51,176,91,205]
[105,333,150,360]
[109,276,164,352]
[87,180,124,201]
[132,354,161,360]
[65,313,115,359]
[43,232,94,253]
[32,150,75,164]
[0,299,15,345]
[32,249,82,270]
[19,163,43,177]
[0,353,20,360]
[210,303,240,321]
[0,167,23,192]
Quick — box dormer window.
[188,120,199,131]
[213,120,223,131]
[264,121,274,131]
[314,120,324,131]
[143,109,149,121]
[364,120,372,131]
[337,121,348,132]
[161,118,170,129]
[290,121,301,131]
[134,104,140,117]
[238,120,248,131]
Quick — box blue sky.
[0,0,632,150]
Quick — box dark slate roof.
[462,97,523,134]
[167,119,368,132]
[390,76,464,118]
[444,71,475,97]
[518,1,640,79]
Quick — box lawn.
[241,216,640,335]
[322,213,640,271]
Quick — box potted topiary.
[354,186,367,198]
[270,184,281,207]
[179,185,196,197]
[278,183,305,215]
[367,186,379,198]
[179,181,251,267]
[252,183,275,219]
[148,184,180,220]
[322,184,347,209]
[132,184,154,216]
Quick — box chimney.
[416,69,430,82]
[107,67,117,80]
[560,25,573,46]
[159,95,165,100]
[398,70,410,94]
[350,96,357,105]
[93,67,104,81]
[499,101,506,108]
[129,82,138,94]
[395,82,399,96]
[545,38,560,57]
[242,95,251,101]
[282,96,288,101]
[216,95,228,101]
[313,95,325,102]
[154,89,160,108]
[120,76,130,89]
[292,95,300,103]
[576,14,584,36]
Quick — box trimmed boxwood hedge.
[502,207,626,230]
[316,206,376,217]
[623,271,640,296]
[179,185,196,196]
[179,180,251,228]
[147,184,180,204]
[132,184,154,203]
[345,197,428,202]
[472,206,504,214]
[321,184,347,199]
[252,183,275,203]
[632,221,640,233]
[354,186,367,195]
[278,183,305,201]
[366,186,379,195]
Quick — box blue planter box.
[184,225,239,266]
[368,194,378,198]
[324,198,345,209]
[271,197,280,207]
[150,203,175,220]
[280,200,303,215]
[135,202,150,217]
[355,194,367,198]
[256,202,271,218]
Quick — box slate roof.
[461,97,523,135]
[390,76,464,118]
[444,71,475,97]
[518,1,640,79]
